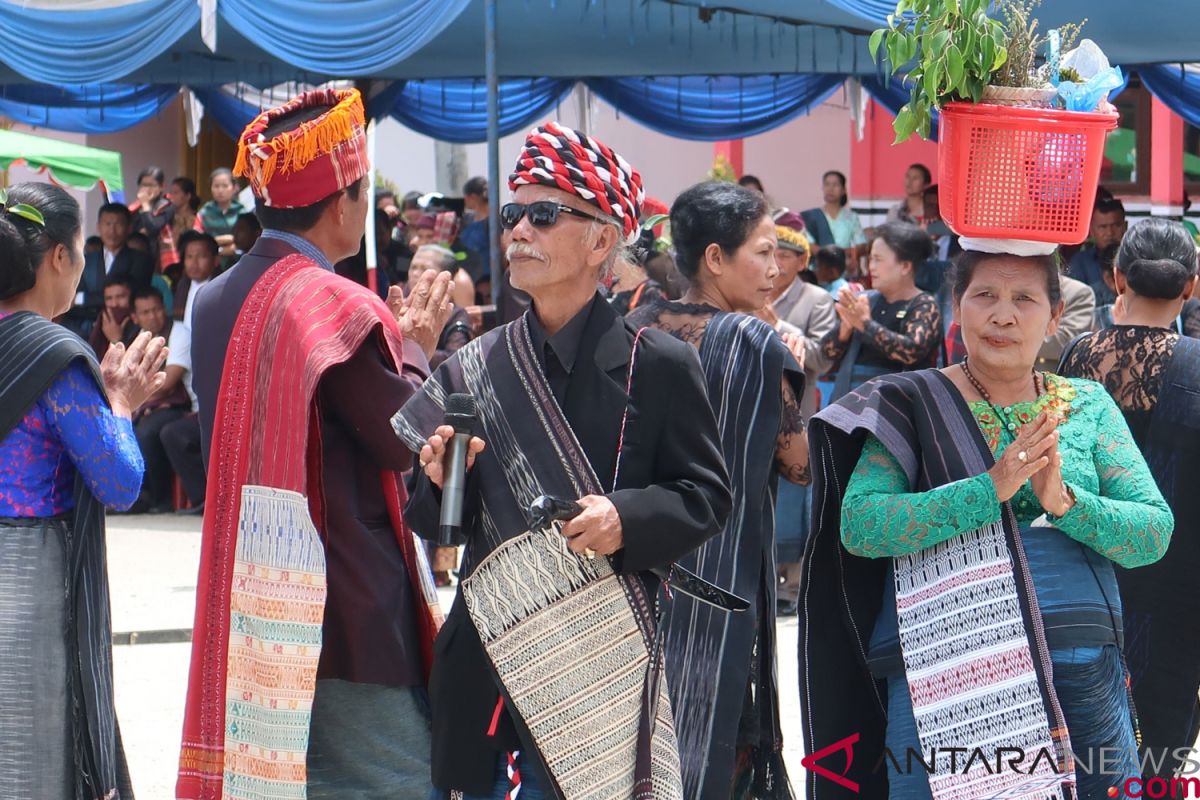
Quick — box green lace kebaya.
[841,374,1173,568]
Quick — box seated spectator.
[407,214,437,251]
[62,203,154,337]
[814,245,851,295]
[407,245,472,368]
[888,163,932,224]
[196,168,246,271]
[126,231,150,253]
[171,231,220,322]
[127,286,191,513]
[1069,195,1126,305]
[231,212,262,265]
[161,272,206,513]
[1093,243,1121,331]
[88,275,138,359]
[1037,271,1096,370]
[166,177,200,278]
[922,186,963,264]
[458,176,491,283]
[161,413,204,514]
[130,166,178,275]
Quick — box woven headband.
[508,121,644,242]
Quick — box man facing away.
[177,88,454,800]
[394,122,732,800]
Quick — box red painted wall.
[849,100,940,202]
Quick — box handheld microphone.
[438,393,477,546]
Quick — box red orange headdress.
[234,88,369,209]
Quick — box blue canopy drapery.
[0,84,179,134]
[587,74,844,141]
[0,0,197,86]
[388,78,574,143]
[186,76,845,143]
[1139,64,1200,128]
[218,0,470,77]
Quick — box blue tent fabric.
[1138,64,1200,128]
[0,0,197,85]
[388,78,575,144]
[0,84,179,134]
[586,74,845,141]
[188,87,264,140]
[218,0,471,76]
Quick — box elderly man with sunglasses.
[393,122,732,800]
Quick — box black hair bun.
[0,214,35,300]
[1124,257,1193,300]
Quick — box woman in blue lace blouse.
[799,249,1172,800]
[0,182,167,799]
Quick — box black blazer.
[404,297,732,794]
[64,247,155,337]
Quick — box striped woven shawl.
[799,370,1076,800]
[392,315,683,800]
[0,311,132,800]
[175,255,441,800]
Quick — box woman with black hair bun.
[0,182,168,798]
[627,180,808,799]
[1059,217,1200,784]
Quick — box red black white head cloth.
[508,122,645,244]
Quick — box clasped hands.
[418,426,623,557]
[835,286,871,341]
[987,411,1076,518]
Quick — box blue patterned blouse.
[0,318,143,516]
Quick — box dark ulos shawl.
[0,310,133,800]
[392,316,679,800]
[658,312,802,800]
[798,370,1068,800]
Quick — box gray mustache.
[506,243,548,262]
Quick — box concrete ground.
[109,514,1194,799]
[108,513,809,797]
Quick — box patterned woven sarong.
[178,255,441,800]
[894,521,1071,800]
[801,370,1076,800]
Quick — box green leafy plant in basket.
[872,0,1084,142]
[870,0,1009,142]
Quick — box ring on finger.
[1017,450,1028,463]
[584,547,596,560]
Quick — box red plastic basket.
[938,102,1119,244]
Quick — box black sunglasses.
[499,201,608,230]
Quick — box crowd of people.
[1,84,1198,800]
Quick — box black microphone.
[438,393,477,546]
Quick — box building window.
[1102,77,1150,195]
[1184,121,1200,200]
